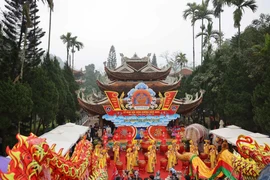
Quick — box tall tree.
[46,0,54,54]
[151,53,158,67]
[230,0,257,54]
[0,80,33,134]
[29,66,58,134]
[62,63,79,117]
[60,32,72,66]
[183,2,198,69]
[176,52,188,70]
[70,36,84,70]
[25,2,45,69]
[107,45,117,69]
[212,0,231,47]
[82,64,100,95]
[1,0,45,81]
[196,22,221,57]
[194,0,213,64]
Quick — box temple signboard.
[102,82,180,127]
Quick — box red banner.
[105,91,121,110]
[162,91,178,110]
[103,105,179,116]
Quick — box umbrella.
[185,123,208,144]
[0,156,10,173]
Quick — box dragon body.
[232,135,270,179]
[0,133,107,180]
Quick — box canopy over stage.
[40,123,89,155]
[209,125,270,146]
[227,133,270,146]
[209,125,252,139]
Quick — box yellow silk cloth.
[190,150,234,178]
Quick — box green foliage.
[28,67,58,128]
[82,64,101,95]
[151,53,158,67]
[60,32,73,63]
[1,0,45,80]
[107,45,117,69]
[251,33,270,133]
[180,13,270,132]
[0,80,33,129]
[63,62,79,122]
[70,36,84,70]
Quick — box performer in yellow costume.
[126,148,133,171]
[204,140,210,155]
[172,140,178,165]
[94,144,101,156]
[113,141,120,163]
[151,140,157,164]
[209,145,218,168]
[98,149,108,168]
[189,140,198,155]
[132,140,140,166]
[166,145,174,171]
[146,146,155,173]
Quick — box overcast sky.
[1,0,269,72]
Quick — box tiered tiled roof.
[77,90,204,116]
[105,53,171,81]
[96,78,181,94]
[78,53,203,116]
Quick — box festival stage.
[107,144,186,179]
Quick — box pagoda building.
[77,53,204,127]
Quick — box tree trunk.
[192,23,195,69]
[72,46,75,70]
[47,8,52,54]
[238,25,241,59]
[66,47,69,66]
[20,28,27,80]
[18,13,25,49]
[33,0,37,66]
[33,113,36,133]
[30,113,32,132]
[219,13,222,47]
[201,18,204,64]
[42,120,46,134]
[36,118,42,135]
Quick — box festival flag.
[105,91,121,110]
[162,91,178,110]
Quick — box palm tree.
[183,2,198,69]
[46,1,54,54]
[176,52,188,70]
[212,0,231,47]
[60,32,73,66]
[194,0,213,64]
[70,36,84,70]
[196,22,221,48]
[196,22,221,58]
[230,0,257,53]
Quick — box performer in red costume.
[175,130,181,144]
[127,131,132,145]
[143,129,149,141]
[161,131,166,145]
[103,130,108,148]
[113,132,120,142]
